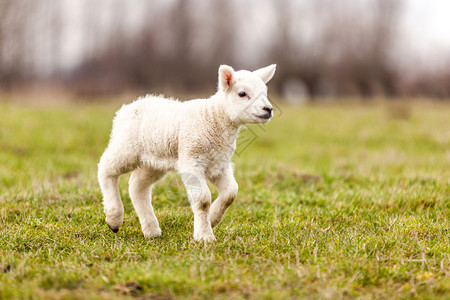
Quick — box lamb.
[98,64,276,242]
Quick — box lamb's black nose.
[263,106,273,114]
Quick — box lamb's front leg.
[180,171,215,242]
[209,165,238,228]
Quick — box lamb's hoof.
[108,224,119,233]
[210,219,222,228]
[142,227,162,239]
[105,212,123,233]
[194,233,216,243]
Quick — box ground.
[0,99,449,299]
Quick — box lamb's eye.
[238,92,247,97]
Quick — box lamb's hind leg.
[129,167,165,238]
[98,153,127,233]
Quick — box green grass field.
[0,100,449,299]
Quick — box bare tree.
[267,0,403,98]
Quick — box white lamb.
[98,64,276,242]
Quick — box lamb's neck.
[207,94,237,124]
[205,96,240,142]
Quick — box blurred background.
[1,0,450,101]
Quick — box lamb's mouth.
[255,114,272,120]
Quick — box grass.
[0,99,449,299]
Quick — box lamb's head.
[218,64,276,125]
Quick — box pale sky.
[399,0,450,71]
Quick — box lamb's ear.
[253,64,276,84]
[218,65,235,91]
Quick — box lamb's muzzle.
[259,106,273,119]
